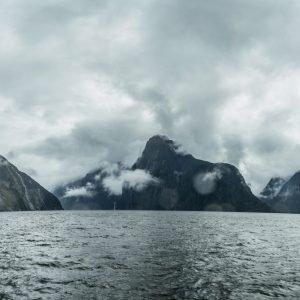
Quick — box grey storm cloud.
[1,0,300,193]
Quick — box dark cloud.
[1,0,300,193]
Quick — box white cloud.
[193,168,223,195]
[102,169,159,196]
[63,186,93,198]
[0,0,300,195]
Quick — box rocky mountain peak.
[144,135,182,154]
[133,135,192,172]
[55,135,270,212]
[260,177,286,200]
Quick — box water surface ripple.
[0,211,299,299]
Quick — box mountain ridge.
[260,177,287,206]
[55,135,270,212]
[0,155,62,211]
[271,172,300,213]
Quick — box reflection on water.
[0,211,300,299]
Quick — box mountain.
[270,172,300,213]
[55,135,270,212]
[0,155,62,211]
[260,177,286,205]
[54,164,124,210]
[124,135,270,211]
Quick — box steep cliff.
[55,135,270,212]
[0,156,62,211]
[124,135,270,211]
[271,172,300,213]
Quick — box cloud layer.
[1,1,300,193]
[102,169,159,196]
[62,162,159,198]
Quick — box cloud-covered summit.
[1,0,300,193]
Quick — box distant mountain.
[124,135,270,211]
[54,163,125,210]
[0,156,62,211]
[260,177,286,205]
[55,135,270,212]
[270,172,300,213]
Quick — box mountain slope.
[125,135,270,211]
[271,172,300,213]
[54,165,121,210]
[260,177,286,205]
[55,135,270,212]
[0,156,62,211]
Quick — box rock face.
[260,177,286,205]
[270,172,300,213]
[124,135,270,211]
[0,156,62,211]
[55,135,270,212]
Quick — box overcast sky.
[1,0,300,194]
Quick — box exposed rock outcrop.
[0,156,62,211]
[55,135,270,212]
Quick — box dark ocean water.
[0,211,300,299]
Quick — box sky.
[1,0,300,194]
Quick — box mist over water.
[0,211,300,299]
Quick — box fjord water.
[0,211,300,299]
